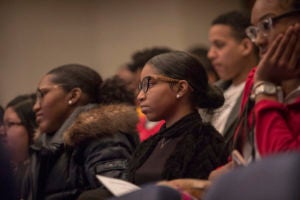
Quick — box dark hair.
[188,46,219,81]
[212,11,251,40]
[47,64,103,103]
[293,0,300,9]
[6,94,37,144]
[127,47,172,72]
[99,75,136,106]
[291,0,300,10]
[277,0,300,10]
[147,51,224,109]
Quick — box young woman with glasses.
[3,94,37,167]
[23,64,139,200]
[3,94,37,199]
[235,0,300,159]
[127,51,228,185]
[209,0,300,183]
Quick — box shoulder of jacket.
[64,104,139,147]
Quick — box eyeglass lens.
[138,76,151,93]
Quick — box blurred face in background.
[208,25,247,83]
[0,123,4,136]
[33,74,73,134]
[3,107,30,165]
[117,66,141,93]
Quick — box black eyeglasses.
[36,85,61,100]
[246,10,300,42]
[138,75,180,93]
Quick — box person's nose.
[136,90,145,104]
[207,47,216,61]
[33,98,41,113]
[253,31,267,49]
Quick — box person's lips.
[212,63,223,73]
[140,105,151,114]
[35,113,43,123]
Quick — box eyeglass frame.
[245,10,300,42]
[138,75,181,94]
[2,121,23,129]
[36,84,63,101]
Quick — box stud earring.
[176,94,180,99]
[68,100,72,105]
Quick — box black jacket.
[128,112,228,183]
[22,104,139,200]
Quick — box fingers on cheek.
[268,34,283,61]
[288,30,300,70]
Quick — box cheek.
[40,107,67,133]
[6,128,29,151]
[39,96,69,132]
[268,31,279,45]
[145,90,176,120]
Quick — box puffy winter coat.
[22,104,139,200]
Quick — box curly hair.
[99,75,136,106]
[127,47,172,72]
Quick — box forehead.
[251,0,291,24]
[4,107,19,120]
[140,64,160,79]
[209,25,235,41]
[38,74,55,88]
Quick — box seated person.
[127,51,228,185]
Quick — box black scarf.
[128,111,208,181]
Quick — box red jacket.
[235,68,300,157]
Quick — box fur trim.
[64,104,138,146]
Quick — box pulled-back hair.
[47,64,103,103]
[6,93,37,144]
[212,11,251,40]
[147,51,224,110]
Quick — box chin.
[147,116,161,122]
[38,123,51,134]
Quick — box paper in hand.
[96,175,141,197]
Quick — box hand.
[254,23,300,84]
[158,179,211,200]
[231,149,247,167]
[208,161,234,182]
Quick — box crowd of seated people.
[1,1,300,199]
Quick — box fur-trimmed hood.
[33,104,139,148]
[64,104,139,146]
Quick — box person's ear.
[240,38,254,56]
[67,88,82,105]
[175,80,189,98]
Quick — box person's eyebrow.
[258,13,276,22]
